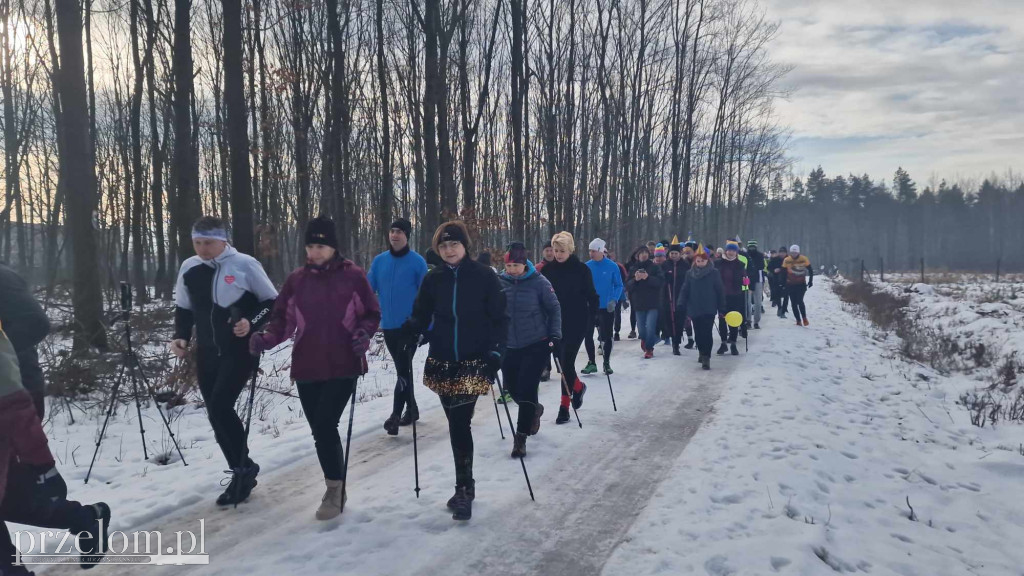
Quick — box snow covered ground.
[16,280,1024,575]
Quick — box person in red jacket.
[250,216,381,521]
[1,325,110,572]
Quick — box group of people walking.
[1,214,819,574]
[168,218,817,524]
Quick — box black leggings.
[692,315,716,357]
[440,395,478,488]
[789,284,808,321]
[502,340,549,435]
[614,301,623,335]
[585,310,615,363]
[2,463,95,567]
[384,329,418,417]
[558,332,585,407]
[718,294,746,343]
[197,348,258,469]
[297,378,356,480]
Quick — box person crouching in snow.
[498,242,562,458]
[716,239,748,356]
[1,324,111,572]
[678,246,725,370]
[541,231,598,425]
[249,216,381,521]
[400,221,508,521]
[626,245,665,359]
[783,245,814,326]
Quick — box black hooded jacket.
[541,254,599,339]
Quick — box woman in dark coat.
[401,221,508,521]
[678,246,725,370]
[626,246,665,358]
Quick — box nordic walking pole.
[341,362,363,511]
[406,345,420,498]
[489,384,506,439]
[605,368,618,412]
[551,356,582,428]
[494,374,535,501]
[234,310,260,509]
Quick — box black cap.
[390,218,412,238]
[305,216,338,250]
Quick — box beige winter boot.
[315,478,346,520]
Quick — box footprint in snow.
[770,557,791,571]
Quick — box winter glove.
[352,329,372,357]
[606,301,616,313]
[399,320,420,348]
[807,280,813,289]
[742,276,751,287]
[622,300,630,310]
[548,337,563,356]
[249,333,271,357]
[484,350,503,379]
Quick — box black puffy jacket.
[541,255,599,339]
[407,257,508,363]
[746,248,766,284]
[0,264,50,417]
[626,259,665,312]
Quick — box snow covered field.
[16,280,1024,575]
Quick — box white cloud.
[764,0,1024,183]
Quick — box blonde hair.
[551,231,575,253]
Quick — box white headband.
[192,228,228,241]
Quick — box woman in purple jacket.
[250,216,381,521]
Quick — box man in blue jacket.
[585,238,624,375]
[368,219,429,435]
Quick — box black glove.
[398,321,420,349]
[622,300,630,310]
[807,280,814,289]
[484,350,503,378]
[548,337,562,356]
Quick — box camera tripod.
[85,283,188,484]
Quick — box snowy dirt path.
[43,335,740,576]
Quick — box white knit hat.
[589,238,607,253]
[789,244,800,254]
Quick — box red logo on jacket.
[224,275,236,284]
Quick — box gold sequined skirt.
[423,357,492,396]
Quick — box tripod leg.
[85,363,128,484]
[133,352,188,466]
[128,365,149,462]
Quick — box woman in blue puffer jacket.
[498,242,562,459]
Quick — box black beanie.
[438,222,469,248]
[305,216,338,250]
[390,218,412,238]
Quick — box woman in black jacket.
[402,221,508,521]
[678,247,725,370]
[541,231,599,425]
[626,246,665,358]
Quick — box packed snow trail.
[43,334,738,576]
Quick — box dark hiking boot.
[627,330,637,339]
[603,361,614,375]
[673,345,681,356]
[79,502,111,569]
[730,343,739,356]
[572,381,587,409]
[217,462,259,506]
[531,404,544,435]
[540,368,550,382]
[581,362,598,375]
[701,355,711,370]
[717,343,729,355]
[447,480,475,509]
[399,406,419,426]
[614,332,621,341]
[384,414,400,436]
[684,339,695,349]
[511,434,527,458]
[555,406,570,424]
[450,486,473,521]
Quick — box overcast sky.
[763,0,1024,186]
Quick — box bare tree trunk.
[221,0,254,254]
[55,0,107,350]
[172,0,198,263]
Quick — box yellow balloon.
[725,311,743,328]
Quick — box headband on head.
[191,228,228,242]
